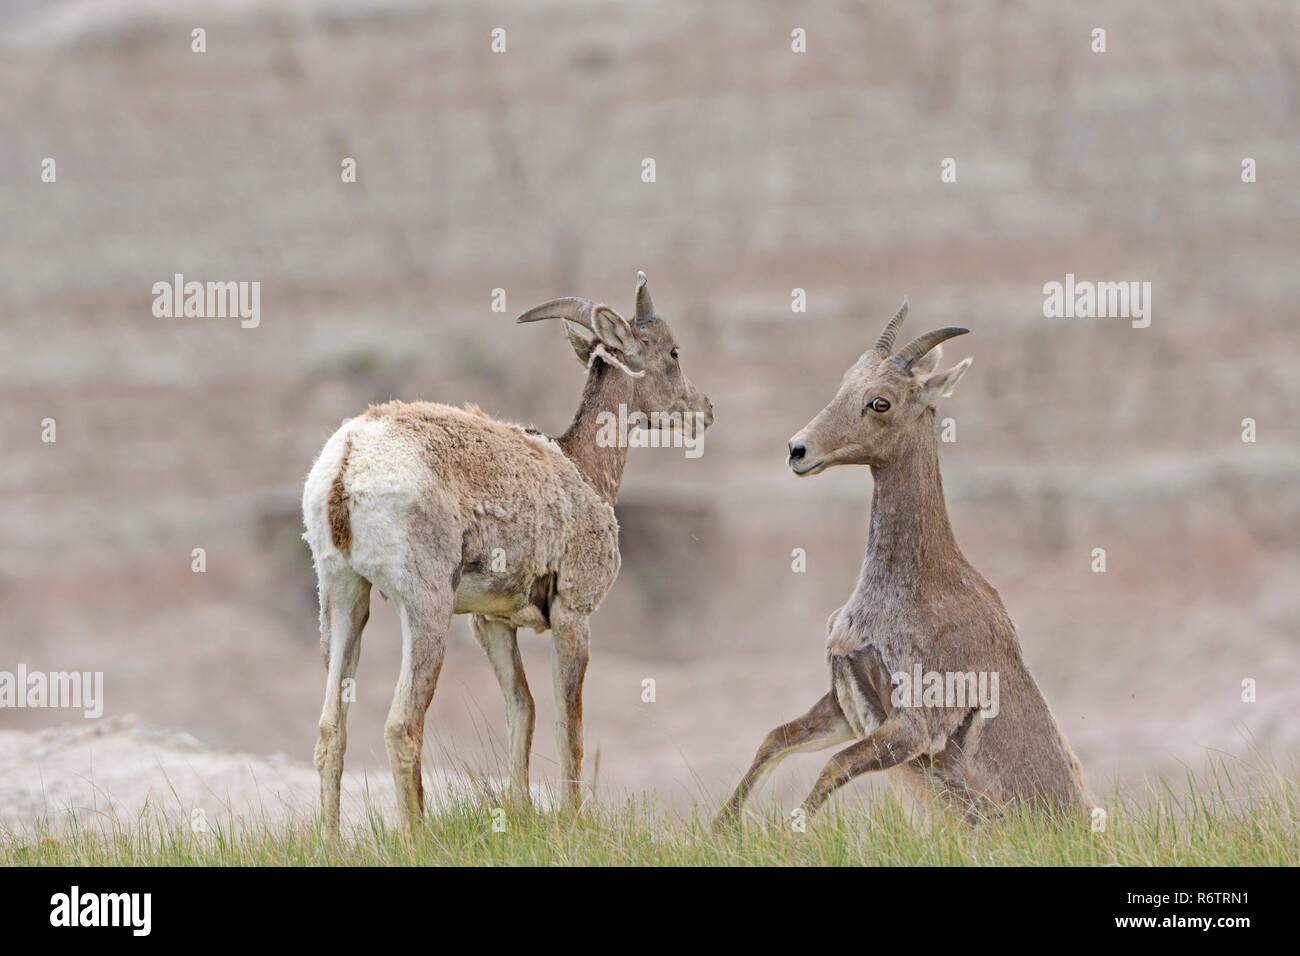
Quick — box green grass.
[4,756,1297,866]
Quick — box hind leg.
[471,616,535,806]
[386,581,455,830]
[313,564,371,835]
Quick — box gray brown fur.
[716,299,1086,827]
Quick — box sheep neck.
[558,357,635,504]
[859,410,965,589]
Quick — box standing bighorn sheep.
[303,272,712,832]
[717,299,1085,826]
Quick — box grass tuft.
[4,757,1296,866]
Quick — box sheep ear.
[592,306,644,372]
[562,321,596,367]
[920,357,972,404]
[593,306,634,353]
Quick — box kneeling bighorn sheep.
[304,272,712,832]
[717,299,1085,826]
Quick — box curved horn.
[516,297,597,333]
[634,271,657,324]
[892,327,970,371]
[873,297,909,354]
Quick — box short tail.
[327,436,353,552]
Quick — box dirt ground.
[1,0,1297,834]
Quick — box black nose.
[788,441,806,461]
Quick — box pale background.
[1,0,1297,827]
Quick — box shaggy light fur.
[303,273,712,832]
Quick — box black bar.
[0,866,1274,942]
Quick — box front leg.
[549,613,590,814]
[800,714,925,817]
[714,693,854,828]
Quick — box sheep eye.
[869,397,891,413]
[670,347,679,360]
